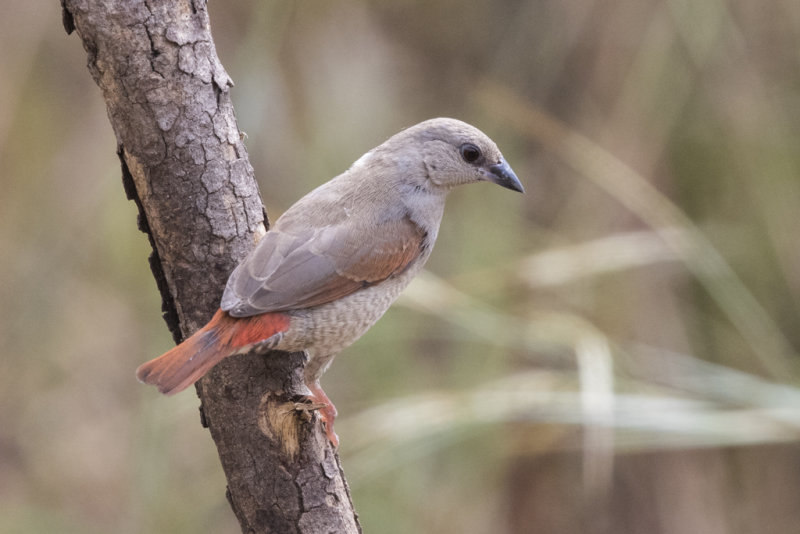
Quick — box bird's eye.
[459,143,481,164]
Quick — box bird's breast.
[276,253,429,361]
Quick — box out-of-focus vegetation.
[2,1,800,532]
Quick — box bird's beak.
[487,160,525,193]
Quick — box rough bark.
[62,1,360,532]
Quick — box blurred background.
[2,1,800,532]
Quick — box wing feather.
[221,214,426,316]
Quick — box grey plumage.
[138,117,522,445]
[222,117,520,319]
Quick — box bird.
[136,118,524,447]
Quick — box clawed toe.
[305,379,339,448]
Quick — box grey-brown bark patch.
[65,1,360,532]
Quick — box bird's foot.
[305,379,339,448]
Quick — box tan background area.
[2,1,799,533]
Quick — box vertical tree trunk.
[62,1,360,532]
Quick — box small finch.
[136,118,524,446]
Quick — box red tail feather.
[136,309,291,395]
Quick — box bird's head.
[393,117,524,194]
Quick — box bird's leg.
[307,379,339,448]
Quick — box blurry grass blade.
[577,334,614,421]
[519,228,683,287]
[631,343,800,426]
[576,333,615,495]
[399,270,609,355]
[398,269,514,345]
[399,272,800,426]
[479,82,798,380]
[340,369,800,485]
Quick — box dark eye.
[459,143,481,164]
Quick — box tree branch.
[63,1,360,532]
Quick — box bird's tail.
[136,309,291,395]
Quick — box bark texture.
[62,1,360,532]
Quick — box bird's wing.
[221,214,426,316]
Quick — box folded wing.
[221,214,426,316]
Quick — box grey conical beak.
[488,160,525,193]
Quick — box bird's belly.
[278,272,415,361]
